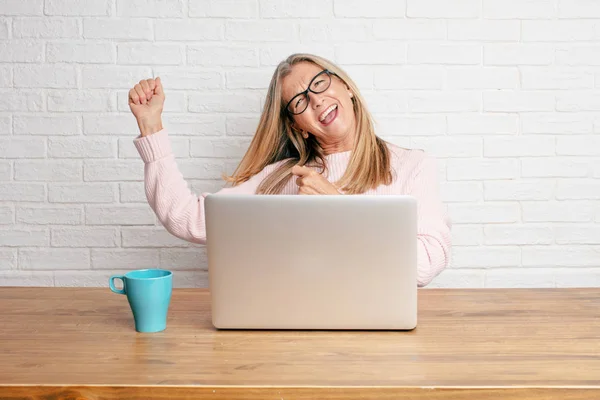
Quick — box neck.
[319,126,356,155]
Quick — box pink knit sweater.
[134,129,452,287]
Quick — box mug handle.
[109,275,126,295]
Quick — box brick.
[119,136,187,158]
[91,249,159,269]
[48,90,113,112]
[558,0,600,18]
[0,114,10,135]
[83,18,152,40]
[0,183,45,201]
[83,115,138,135]
[484,0,556,19]
[521,113,594,135]
[447,159,518,180]
[557,45,600,65]
[14,115,80,136]
[117,0,184,17]
[409,91,480,113]
[556,135,600,155]
[522,201,594,222]
[0,41,43,62]
[446,67,518,89]
[452,246,521,268]
[377,116,446,137]
[225,20,295,42]
[0,271,53,286]
[338,42,407,65]
[448,113,518,135]
[0,66,10,87]
[448,20,520,41]
[484,136,555,157]
[15,160,81,182]
[154,19,223,41]
[178,159,227,180]
[0,0,43,15]
[557,179,600,200]
[154,68,222,90]
[521,157,591,178]
[20,249,90,269]
[14,65,77,88]
[172,270,209,288]
[190,138,251,158]
[45,0,109,15]
[160,115,223,137]
[484,91,555,112]
[48,137,115,158]
[0,206,14,224]
[159,248,207,270]
[0,161,10,180]
[0,138,46,158]
[47,42,114,63]
[85,205,155,225]
[522,20,600,42]
[485,225,553,245]
[440,181,483,202]
[484,44,554,65]
[49,183,116,203]
[408,0,479,17]
[54,271,114,287]
[0,249,16,270]
[259,44,335,66]
[226,115,259,137]
[84,160,143,182]
[341,66,374,90]
[555,268,600,288]
[0,91,43,111]
[485,179,554,201]
[449,225,484,246]
[523,245,600,267]
[447,203,520,223]
[485,269,554,288]
[333,0,403,17]
[51,227,118,247]
[122,227,192,247]
[0,18,8,39]
[13,17,79,38]
[521,67,594,90]
[373,19,444,40]
[0,228,48,246]
[189,0,258,17]
[189,93,261,113]
[360,91,408,114]
[408,44,480,65]
[410,137,482,158]
[555,226,600,245]
[82,66,152,89]
[17,206,82,225]
[557,92,600,112]
[226,69,273,90]
[117,43,183,65]
[119,182,147,203]
[300,21,372,43]
[427,269,485,289]
[373,67,443,90]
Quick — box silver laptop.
[204,194,417,330]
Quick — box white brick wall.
[1,0,599,289]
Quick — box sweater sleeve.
[133,129,270,245]
[408,152,452,287]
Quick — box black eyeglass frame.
[285,69,336,116]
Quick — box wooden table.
[1,287,599,399]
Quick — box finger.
[291,165,313,177]
[154,76,164,96]
[295,176,303,187]
[129,88,140,105]
[139,80,151,100]
[146,78,156,92]
[134,84,146,105]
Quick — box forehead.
[281,62,324,103]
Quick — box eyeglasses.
[285,69,334,115]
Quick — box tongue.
[322,107,337,125]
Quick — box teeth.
[319,104,337,122]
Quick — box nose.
[309,92,325,110]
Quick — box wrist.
[137,118,163,137]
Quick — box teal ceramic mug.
[109,269,173,333]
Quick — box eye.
[313,79,325,87]
[295,97,304,108]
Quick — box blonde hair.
[224,53,392,194]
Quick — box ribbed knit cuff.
[133,129,173,163]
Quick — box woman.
[129,53,451,287]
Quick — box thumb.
[154,76,164,96]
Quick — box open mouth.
[319,104,338,126]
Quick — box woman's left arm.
[407,152,452,287]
